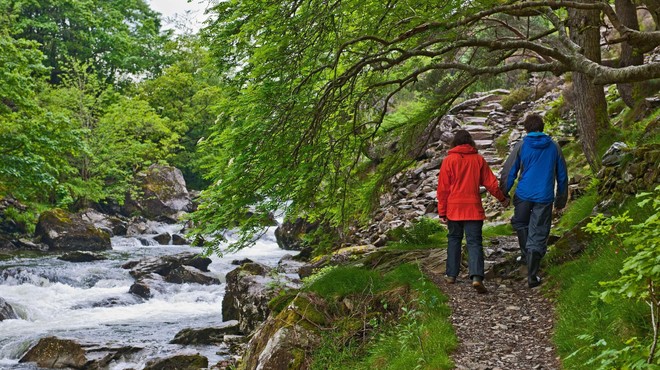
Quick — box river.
[0,223,292,369]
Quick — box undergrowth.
[307,263,457,369]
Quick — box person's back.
[499,113,567,288]
[508,132,567,205]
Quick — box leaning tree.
[193,0,660,251]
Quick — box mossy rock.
[19,337,87,369]
[144,354,208,370]
[34,209,111,252]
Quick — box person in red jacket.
[437,130,509,293]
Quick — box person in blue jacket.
[500,113,568,288]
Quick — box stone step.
[462,124,492,132]
[462,116,488,125]
[475,139,494,149]
[471,109,492,118]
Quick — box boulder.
[0,297,18,321]
[57,251,106,263]
[222,261,301,334]
[80,209,127,236]
[144,354,208,370]
[19,337,87,369]
[125,252,212,279]
[123,164,193,219]
[170,320,241,345]
[274,218,319,251]
[240,293,325,370]
[153,232,171,245]
[34,209,111,252]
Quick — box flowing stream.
[0,224,291,369]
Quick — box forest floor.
[424,236,561,370]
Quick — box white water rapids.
[0,224,292,369]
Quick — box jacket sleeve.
[481,157,507,202]
[437,158,451,216]
[499,140,523,196]
[554,141,569,209]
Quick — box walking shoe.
[472,279,488,294]
[444,276,456,284]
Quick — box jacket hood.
[448,144,477,155]
[523,132,552,149]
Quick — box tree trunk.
[567,4,610,171]
[639,0,660,30]
[615,0,645,107]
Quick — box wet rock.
[80,209,127,236]
[0,297,18,321]
[164,265,220,285]
[153,232,171,245]
[19,337,87,369]
[34,209,111,252]
[171,234,189,245]
[170,320,241,345]
[144,354,208,370]
[58,251,106,263]
[274,218,320,251]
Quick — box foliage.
[500,87,534,111]
[582,187,660,368]
[4,0,169,84]
[551,191,658,369]
[308,263,456,369]
[386,217,447,250]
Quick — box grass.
[482,222,513,238]
[549,197,653,369]
[385,217,447,251]
[554,190,598,234]
[307,263,457,370]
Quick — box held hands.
[500,197,511,208]
[439,215,448,224]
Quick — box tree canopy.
[188,0,660,251]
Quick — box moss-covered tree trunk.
[568,3,610,170]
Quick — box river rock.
[144,354,208,370]
[80,209,127,236]
[34,209,111,252]
[58,251,106,263]
[125,252,212,279]
[274,218,319,251]
[19,337,87,369]
[153,232,171,245]
[0,297,17,321]
[170,320,241,345]
[123,164,193,219]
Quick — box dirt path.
[424,236,561,370]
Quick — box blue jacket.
[500,132,568,208]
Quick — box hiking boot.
[527,252,543,289]
[528,275,542,288]
[444,276,456,284]
[471,277,488,294]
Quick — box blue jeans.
[446,220,484,279]
[511,195,553,256]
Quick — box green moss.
[306,266,385,300]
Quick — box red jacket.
[437,144,506,221]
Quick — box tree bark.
[615,0,645,108]
[567,3,610,170]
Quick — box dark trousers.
[511,195,553,256]
[446,220,484,279]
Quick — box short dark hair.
[523,113,544,132]
[451,129,476,148]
